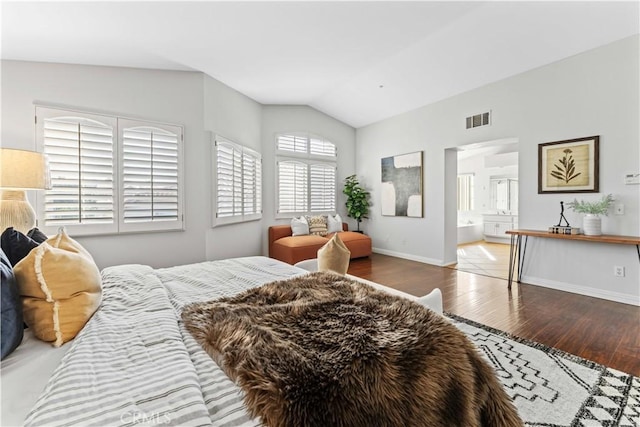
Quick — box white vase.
[582,214,602,236]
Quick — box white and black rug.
[448,313,639,426]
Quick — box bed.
[2,256,446,426]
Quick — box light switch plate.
[624,173,640,185]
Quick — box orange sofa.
[268,223,372,265]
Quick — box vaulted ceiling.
[2,1,638,128]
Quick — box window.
[35,106,184,236]
[457,173,474,211]
[213,136,262,225]
[276,133,336,217]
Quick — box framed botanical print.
[538,136,599,193]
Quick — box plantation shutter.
[242,152,262,215]
[276,134,308,154]
[37,108,117,235]
[309,136,337,157]
[277,160,308,214]
[213,136,262,225]
[120,119,183,232]
[310,163,336,212]
[275,133,337,217]
[215,140,242,218]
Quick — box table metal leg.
[518,236,528,283]
[508,234,518,289]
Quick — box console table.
[505,229,640,289]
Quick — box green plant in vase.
[566,194,614,236]
[343,175,370,232]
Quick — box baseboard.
[371,247,447,267]
[520,275,640,306]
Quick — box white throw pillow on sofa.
[291,216,309,236]
[326,214,342,233]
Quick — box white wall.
[0,60,269,269]
[1,60,209,269]
[261,105,356,255]
[0,61,356,267]
[203,75,264,261]
[356,36,639,305]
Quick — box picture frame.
[381,151,423,217]
[538,136,599,194]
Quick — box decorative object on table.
[381,151,423,217]
[343,175,370,232]
[538,136,599,194]
[566,194,614,236]
[0,148,50,234]
[548,201,580,234]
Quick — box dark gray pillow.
[1,248,24,359]
[1,227,41,266]
[27,227,48,244]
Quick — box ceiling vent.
[466,111,491,129]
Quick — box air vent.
[466,111,490,129]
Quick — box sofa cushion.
[335,231,372,259]
[318,234,350,275]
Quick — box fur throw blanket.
[182,272,523,427]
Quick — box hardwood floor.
[347,253,640,377]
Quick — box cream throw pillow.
[317,233,351,275]
[291,216,310,236]
[326,213,343,234]
[14,229,102,347]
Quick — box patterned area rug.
[448,313,639,427]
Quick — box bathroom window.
[457,174,474,211]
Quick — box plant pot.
[582,214,602,236]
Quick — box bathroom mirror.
[490,177,518,212]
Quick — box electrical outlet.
[614,203,625,215]
[614,266,625,277]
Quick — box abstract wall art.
[381,151,423,217]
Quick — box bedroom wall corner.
[203,75,264,261]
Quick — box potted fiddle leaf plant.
[566,194,614,236]
[343,175,370,233]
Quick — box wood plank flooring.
[347,253,640,376]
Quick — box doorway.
[445,138,519,280]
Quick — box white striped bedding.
[25,256,306,426]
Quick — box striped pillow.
[307,215,328,237]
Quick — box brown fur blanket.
[182,272,523,427]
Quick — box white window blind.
[310,163,336,212]
[38,108,118,235]
[457,174,474,211]
[277,160,308,214]
[214,136,262,225]
[36,106,184,236]
[276,133,336,217]
[120,120,182,232]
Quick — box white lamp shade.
[0,148,50,190]
[0,148,50,234]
